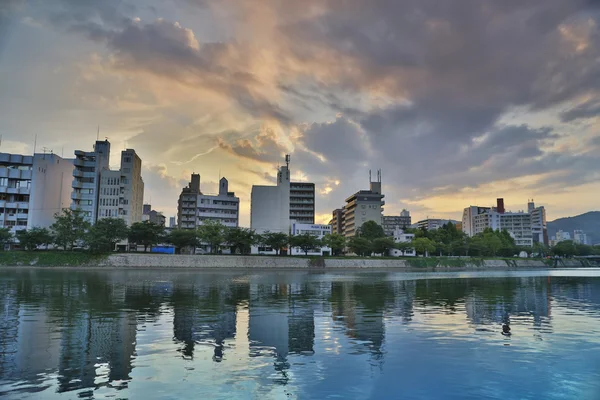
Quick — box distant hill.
[547,211,600,245]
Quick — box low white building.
[389,227,416,257]
[289,223,332,256]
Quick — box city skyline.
[1,1,599,226]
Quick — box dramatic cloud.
[1,0,599,222]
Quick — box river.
[1,268,599,399]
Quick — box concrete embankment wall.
[94,254,598,269]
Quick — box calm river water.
[1,268,599,399]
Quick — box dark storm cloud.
[41,1,294,125]
[33,0,600,216]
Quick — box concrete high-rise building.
[71,140,110,224]
[0,152,74,235]
[574,230,587,245]
[462,198,537,247]
[330,208,345,235]
[528,200,548,246]
[382,209,411,236]
[289,182,315,224]
[250,155,291,234]
[118,149,144,225]
[177,174,240,229]
[28,153,75,229]
[169,216,176,228]
[342,170,384,237]
[97,149,144,226]
[462,206,492,237]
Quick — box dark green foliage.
[322,233,347,256]
[412,237,436,256]
[167,229,199,254]
[371,237,396,255]
[0,228,13,249]
[290,233,322,255]
[197,221,225,254]
[257,232,289,255]
[357,221,386,241]
[552,240,577,257]
[86,218,129,253]
[50,209,90,250]
[224,227,255,255]
[348,236,372,257]
[128,221,164,252]
[16,227,53,251]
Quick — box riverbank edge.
[1,253,596,269]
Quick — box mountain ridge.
[547,211,600,245]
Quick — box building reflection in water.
[1,270,600,397]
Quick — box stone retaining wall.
[96,254,583,269]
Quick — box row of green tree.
[4,209,598,257]
[403,222,600,257]
[0,209,345,255]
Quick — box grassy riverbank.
[0,251,108,267]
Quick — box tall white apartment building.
[462,206,491,237]
[73,141,144,226]
[250,155,291,234]
[573,230,587,245]
[528,200,548,245]
[29,153,75,228]
[114,149,144,225]
[462,198,539,247]
[0,152,74,234]
[289,182,315,224]
[0,153,32,234]
[71,140,110,223]
[177,174,240,229]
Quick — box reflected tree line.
[1,271,599,395]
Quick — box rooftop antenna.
[285,154,290,168]
[369,169,372,182]
[97,125,100,141]
[33,134,37,154]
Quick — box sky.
[0,0,599,226]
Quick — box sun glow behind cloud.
[0,0,599,225]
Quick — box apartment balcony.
[17,213,28,220]
[290,199,314,205]
[290,204,314,210]
[290,192,314,198]
[73,170,96,179]
[198,211,238,220]
[0,169,32,180]
[199,202,238,210]
[71,192,95,201]
[72,179,96,190]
